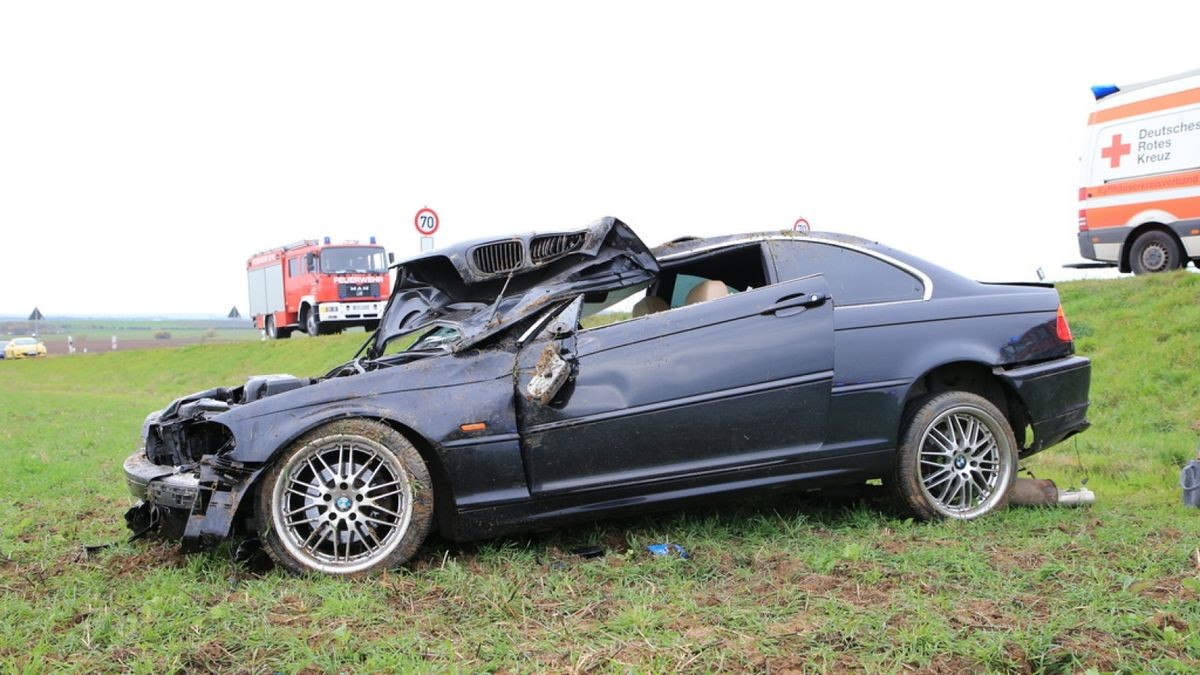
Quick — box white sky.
[2,1,1198,316]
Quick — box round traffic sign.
[414,207,440,236]
[793,217,810,233]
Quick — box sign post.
[414,207,439,251]
[28,307,43,336]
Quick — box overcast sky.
[2,1,1198,316]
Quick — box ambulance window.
[769,240,924,305]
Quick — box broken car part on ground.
[124,217,1091,575]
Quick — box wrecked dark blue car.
[124,217,1091,575]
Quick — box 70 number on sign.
[414,208,439,236]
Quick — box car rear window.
[769,240,924,306]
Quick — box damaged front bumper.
[124,449,199,511]
[122,374,312,549]
[124,449,264,551]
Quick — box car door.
[515,274,834,496]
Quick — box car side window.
[769,240,923,306]
[668,274,739,308]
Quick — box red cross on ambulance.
[1100,133,1131,168]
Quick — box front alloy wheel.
[889,391,1017,520]
[258,420,433,575]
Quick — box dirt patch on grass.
[1044,627,1121,673]
[987,546,1046,571]
[267,594,313,627]
[950,598,1016,631]
[104,542,184,578]
[1136,575,1200,602]
[911,653,984,674]
[180,641,237,672]
[792,572,893,607]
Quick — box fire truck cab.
[247,238,392,339]
[1078,68,1200,274]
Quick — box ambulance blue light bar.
[1091,84,1120,100]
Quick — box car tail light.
[1056,304,1073,342]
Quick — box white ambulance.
[1077,68,1200,274]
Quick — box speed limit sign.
[414,207,440,236]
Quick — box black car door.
[515,274,834,496]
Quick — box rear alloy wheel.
[889,391,1017,520]
[258,420,434,575]
[1129,230,1183,275]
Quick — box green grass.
[2,274,1200,672]
[4,318,263,345]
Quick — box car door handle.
[763,292,829,315]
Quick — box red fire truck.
[247,237,392,339]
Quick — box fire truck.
[247,237,392,339]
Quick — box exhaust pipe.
[1009,478,1095,507]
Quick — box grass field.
[1,274,1199,672]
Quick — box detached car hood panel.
[372,216,658,355]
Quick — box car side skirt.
[442,448,894,541]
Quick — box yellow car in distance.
[4,337,47,359]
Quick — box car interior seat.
[684,279,730,306]
[632,295,670,317]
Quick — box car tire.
[1129,230,1183,275]
[257,419,434,576]
[888,391,1017,521]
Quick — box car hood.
[369,216,658,356]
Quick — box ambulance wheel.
[1129,230,1183,275]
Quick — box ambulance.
[1077,68,1200,274]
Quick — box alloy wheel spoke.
[290,478,326,493]
[927,428,955,454]
[921,468,950,487]
[355,521,382,552]
[968,470,991,497]
[366,503,403,519]
[360,513,395,528]
[313,452,338,485]
[936,475,958,502]
[288,512,326,527]
[366,479,402,494]
[351,454,381,483]
[286,487,319,501]
[366,488,403,501]
[285,501,320,517]
[304,522,330,550]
